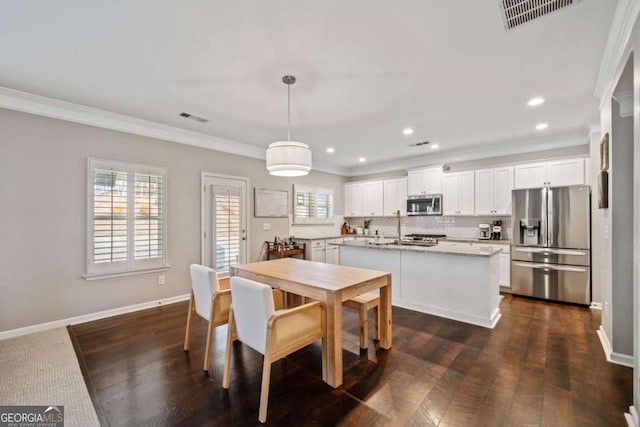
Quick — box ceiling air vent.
[499,0,582,31]
[409,141,430,147]
[179,112,209,123]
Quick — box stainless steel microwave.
[407,194,442,216]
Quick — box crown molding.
[613,89,634,118]
[346,128,589,176]
[0,87,349,176]
[594,0,640,102]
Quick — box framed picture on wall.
[600,133,609,171]
[597,171,608,209]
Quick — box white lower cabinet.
[297,238,344,264]
[445,241,511,288]
[499,252,510,288]
[325,244,339,264]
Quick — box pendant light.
[266,75,312,177]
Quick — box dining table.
[229,257,392,388]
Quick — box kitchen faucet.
[396,210,402,245]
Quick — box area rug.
[0,327,100,427]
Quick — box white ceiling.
[0,1,617,174]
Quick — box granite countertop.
[330,240,501,257]
[442,237,512,245]
[295,234,380,240]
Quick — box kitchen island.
[333,240,502,328]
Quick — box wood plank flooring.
[69,294,633,426]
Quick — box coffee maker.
[492,220,502,240]
[478,224,491,240]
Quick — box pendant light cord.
[287,83,291,142]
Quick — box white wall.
[0,108,346,332]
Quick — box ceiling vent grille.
[499,0,582,30]
[179,112,209,123]
[408,141,430,147]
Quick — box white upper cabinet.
[362,181,384,216]
[344,183,363,216]
[475,166,513,215]
[407,167,442,196]
[383,178,407,216]
[514,158,585,189]
[443,171,475,215]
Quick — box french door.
[201,173,248,274]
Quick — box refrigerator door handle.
[513,247,587,256]
[547,188,554,247]
[514,262,588,273]
[541,187,548,247]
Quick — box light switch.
[263,223,271,231]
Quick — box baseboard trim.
[590,302,603,310]
[597,325,635,368]
[626,405,639,427]
[0,294,190,341]
[394,300,501,329]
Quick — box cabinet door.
[344,184,363,216]
[493,166,513,215]
[407,169,426,196]
[424,168,443,194]
[363,181,384,216]
[475,169,494,215]
[325,245,339,264]
[383,180,397,216]
[514,162,547,189]
[458,171,475,215]
[311,246,325,262]
[499,252,510,287]
[547,158,584,187]
[442,173,459,215]
[397,178,407,216]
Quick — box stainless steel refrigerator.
[511,185,591,305]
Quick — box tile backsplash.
[344,215,512,239]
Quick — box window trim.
[85,158,168,280]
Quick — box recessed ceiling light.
[358,157,366,163]
[402,128,414,135]
[430,144,440,150]
[326,147,335,153]
[527,97,545,106]
[535,123,549,130]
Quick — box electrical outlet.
[263,223,271,231]
[158,275,165,286]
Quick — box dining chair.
[183,264,232,372]
[223,277,326,423]
[343,292,380,349]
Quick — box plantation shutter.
[92,168,128,265]
[213,185,241,273]
[134,173,164,260]
[293,185,334,224]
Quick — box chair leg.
[203,300,217,372]
[222,309,235,389]
[359,304,368,349]
[183,291,195,351]
[258,354,272,423]
[373,305,380,341]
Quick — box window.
[87,158,167,279]
[213,186,241,273]
[293,185,334,224]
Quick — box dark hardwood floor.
[69,294,633,426]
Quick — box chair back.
[230,277,275,354]
[190,264,221,321]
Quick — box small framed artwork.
[600,133,609,171]
[597,171,608,209]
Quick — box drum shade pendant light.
[266,75,312,177]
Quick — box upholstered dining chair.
[223,277,326,423]
[183,264,231,372]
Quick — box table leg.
[324,292,342,388]
[379,277,392,350]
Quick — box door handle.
[514,262,587,273]
[513,247,586,256]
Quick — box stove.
[400,234,446,246]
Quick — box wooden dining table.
[229,257,392,388]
